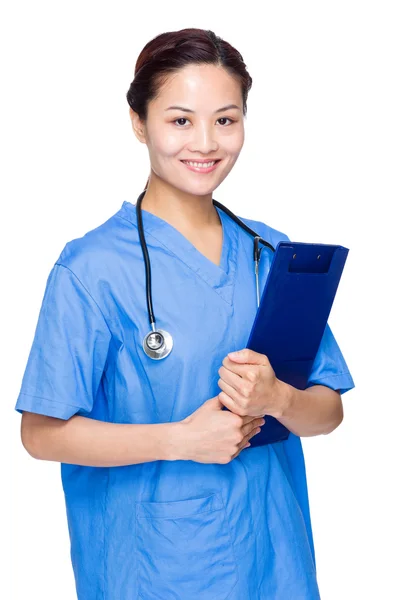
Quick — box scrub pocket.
[135,492,239,600]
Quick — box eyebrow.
[165,104,241,114]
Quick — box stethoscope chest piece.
[142,328,173,360]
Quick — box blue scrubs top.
[15,200,355,600]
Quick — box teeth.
[183,161,216,168]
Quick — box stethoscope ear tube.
[136,190,156,327]
[135,190,276,360]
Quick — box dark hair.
[126,28,253,191]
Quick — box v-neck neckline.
[120,199,239,305]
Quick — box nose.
[187,122,219,155]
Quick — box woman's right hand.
[179,395,265,464]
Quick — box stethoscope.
[135,190,276,360]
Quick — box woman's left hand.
[217,348,288,418]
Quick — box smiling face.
[130,63,245,198]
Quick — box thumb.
[228,348,269,365]
[208,394,224,409]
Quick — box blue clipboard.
[245,241,349,447]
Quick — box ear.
[129,107,147,144]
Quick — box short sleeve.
[306,322,355,395]
[15,263,112,420]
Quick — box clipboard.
[244,241,349,447]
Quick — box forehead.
[152,63,242,111]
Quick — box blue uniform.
[15,200,355,599]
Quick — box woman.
[16,28,355,599]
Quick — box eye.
[174,118,190,127]
[217,117,235,126]
[173,117,235,127]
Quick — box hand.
[217,348,287,418]
[179,395,265,464]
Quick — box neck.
[139,175,220,231]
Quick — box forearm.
[275,382,344,437]
[26,414,182,466]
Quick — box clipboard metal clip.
[253,236,265,308]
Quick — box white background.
[3,1,399,598]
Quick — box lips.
[180,159,222,174]
[180,160,221,164]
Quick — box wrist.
[162,421,188,461]
[274,379,294,419]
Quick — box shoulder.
[236,214,291,246]
[54,205,128,275]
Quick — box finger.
[244,424,262,444]
[234,424,262,458]
[241,415,254,425]
[242,418,265,437]
[218,378,245,407]
[222,357,249,376]
[232,434,255,460]
[238,425,262,452]
[218,391,246,416]
[226,349,270,367]
[241,414,265,425]
[218,365,244,392]
[247,426,262,441]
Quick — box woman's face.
[130,63,245,196]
